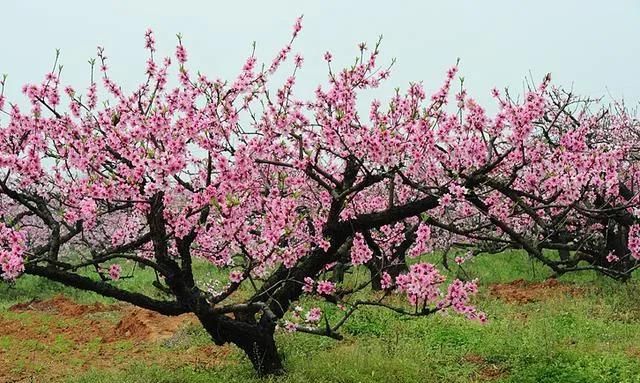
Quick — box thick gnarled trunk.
[197,312,284,376]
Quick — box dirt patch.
[1,295,230,382]
[8,295,198,343]
[464,353,485,364]
[109,308,197,342]
[625,347,640,359]
[489,278,582,304]
[463,354,509,381]
[0,315,104,344]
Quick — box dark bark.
[330,238,353,284]
[253,235,348,318]
[197,312,283,376]
[591,190,637,279]
[554,231,571,261]
[325,195,440,235]
[366,255,407,291]
[331,262,347,284]
[146,193,284,375]
[363,225,416,291]
[558,249,570,261]
[602,222,634,280]
[24,264,187,315]
[367,262,382,290]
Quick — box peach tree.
[0,18,634,374]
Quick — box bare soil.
[462,353,509,381]
[0,295,232,382]
[488,278,582,304]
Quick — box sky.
[1,0,639,112]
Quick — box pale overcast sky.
[1,0,638,111]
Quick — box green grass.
[3,252,640,382]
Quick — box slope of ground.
[2,252,640,383]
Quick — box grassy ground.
[3,252,640,382]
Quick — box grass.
[2,252,640,382]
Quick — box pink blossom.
[408,223,432,258]
[283,321,297,333]
[108,264,122,281]
[448,184,468,200]
[439,193,453,208]
[395,263,445,306]
[305,307,322,324]
[229,270,244,283]
[292,16,303,37]
[351,233,373,265]
[0,224,25,280]
[144,29,156,52]
[439,279,484,322]
[380,271,393,290]
[302,276,314,293]
[629,225,640,260]
[176,43,188,64]
[316,280,335,295]
[78,198,98,229]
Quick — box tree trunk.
[330,238,354,284]
[368,260,383,291]
[197,312,284,376]
[604,223,634,280]
[331,261,347,284]
[558,248,570,261]
[554,231,571,261]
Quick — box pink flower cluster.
[280,305,323,334]
[390,263,484,322]
[108,264,122,281]
[395,263,446,306]
[439,279,486,323]
[316,280,336,295]
[302,276,315,293]
[229,270,244,283]
[301,277,335,296]
[408,223,431,258]
[351,233,373,265]
[0,224,25,280]
[305,307,322,324]
[380,271,393,290]
[629,225,640,260]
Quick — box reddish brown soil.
[0,295,231,382]
[109,308,198,342]
[624,346,640,359]
[8,295,198,343]
[488,278,582,304]
[463,353,509,381]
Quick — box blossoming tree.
[435,88,640,280]
[1,18,637,375]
